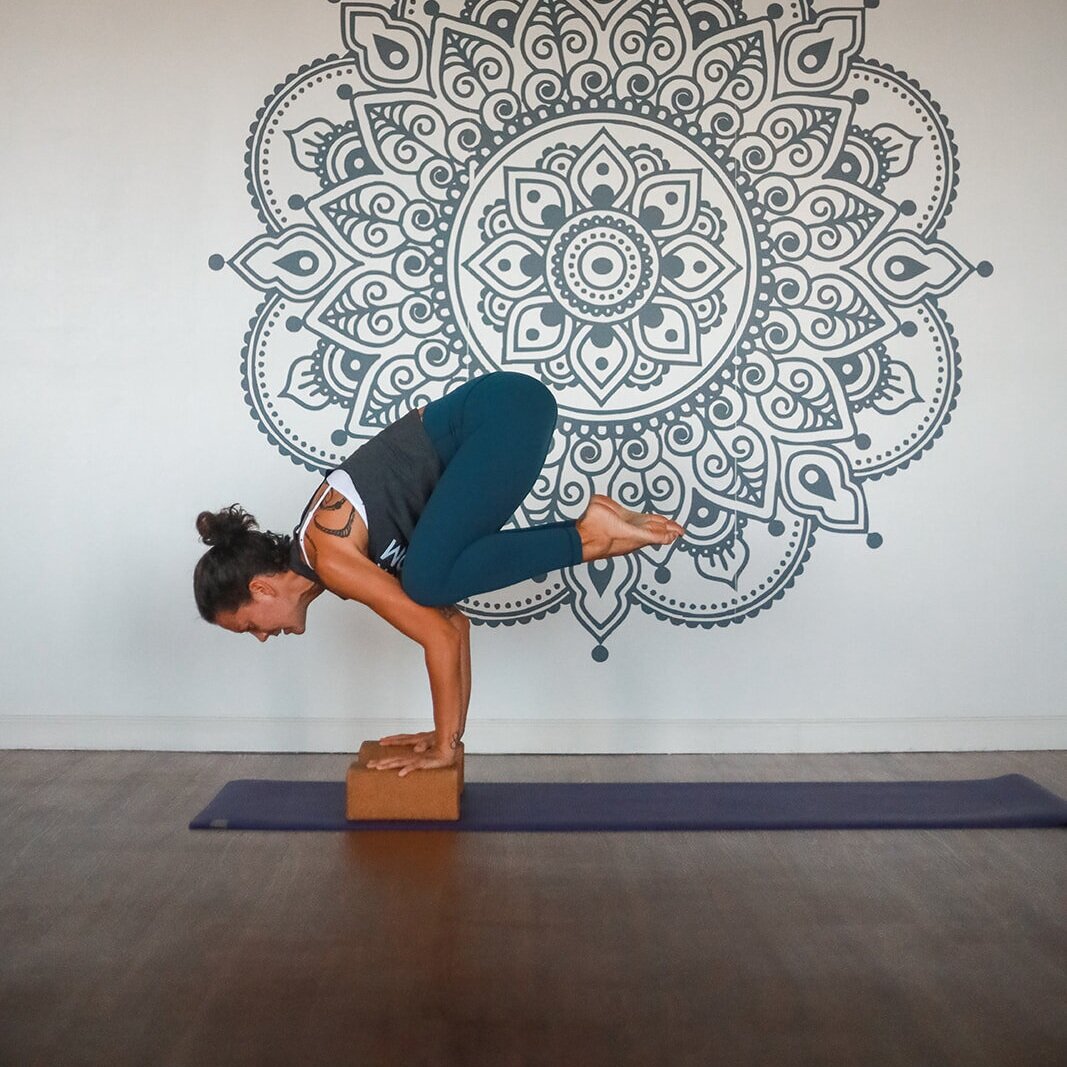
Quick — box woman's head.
[193,505,318,640]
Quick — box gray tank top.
[288,409,442,582]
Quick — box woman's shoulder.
[300,480,370,569]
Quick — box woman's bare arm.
[309,525,465,757]
[441,608,472,738]
[305,499,457,648]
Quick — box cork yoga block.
[346,740,464,821]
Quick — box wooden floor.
[1,750,1064,1067]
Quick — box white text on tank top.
[379,538,406,571]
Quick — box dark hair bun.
[193,505,293,621]
[196,505,259,551]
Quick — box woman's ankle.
[575,509,607,562]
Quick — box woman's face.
[214,576,309,642]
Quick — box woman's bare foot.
[576,494,686,563]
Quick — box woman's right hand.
[377,730,438,752]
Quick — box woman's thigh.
[421,371,555,471]
[407,373,559,570]
[421,376,480,469]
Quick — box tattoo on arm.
[313,502,355,538]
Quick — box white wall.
[2,0,1064,752]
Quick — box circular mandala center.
[545,211,658,323]
[449,114,757,421]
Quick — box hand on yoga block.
[367,748,457,777]
[375,729,438,753]
[347,741,464,821]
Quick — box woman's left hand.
[366,748,458,777]
[377,730,437,752]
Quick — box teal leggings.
[402,371,584,606]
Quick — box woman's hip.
[421,371,557,467]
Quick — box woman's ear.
[248,576,274,599]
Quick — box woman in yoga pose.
[193,371,685,776]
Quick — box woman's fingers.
[366,751,455,775]
[378,731,432,746]
[368,755,424,769]
[371,761,415,773]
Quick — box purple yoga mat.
[189,773,1067,832]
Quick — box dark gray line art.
[211,0,990,659]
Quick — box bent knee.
[499,372,557,427]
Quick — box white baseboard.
[2,714,1064,752]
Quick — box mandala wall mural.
[211,0,991,660]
